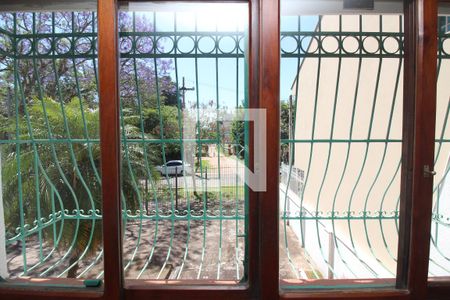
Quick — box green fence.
[280,14,450,281]
[0,11,449,282]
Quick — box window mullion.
[396,0,438,298]
[258,0,280,299]
[98,0,123,299]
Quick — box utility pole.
[178,77,198,197]
[178,76,195,156]
[179,77,195,162]
[179,77,194,109]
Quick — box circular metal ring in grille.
[280,35,298,54]
[17,38,33,55]
[74,37,94,55]
[55,37,72,55]
[36,37,53,55]
[218,35,238,54]
[176,35,194,54]
[341,35,360,54]
[155,36,174,54]
[442,37,450,56]
[135,36,153,54]
[197,35,216,54]
[382,36,400,54]
[120,36,133,54]
[320,35,340,54]
[362,36,380,54]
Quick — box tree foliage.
[230,101,291,161]
[0,10,199,277]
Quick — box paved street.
[156,156,246,190]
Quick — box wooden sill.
[0,277,102,299]
[280,278,396,288]
[280,278,408,300]
[125,279,245,289]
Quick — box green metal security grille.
[280,14,450,281]
[0,9,449,283]
[0,9,248,280]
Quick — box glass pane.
[429,4,450,278]
[279,0,404,287]
[118,2,249,281]
[0,3,103,284]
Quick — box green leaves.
[2,97,101,232]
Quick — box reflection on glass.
[118,2,248,280]
[429,7,450,277]
[280,0,404,284]
[0,6,103,281]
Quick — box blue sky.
[136,4,318,108]
[131,3,248,110]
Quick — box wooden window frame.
[0,0,449,299]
